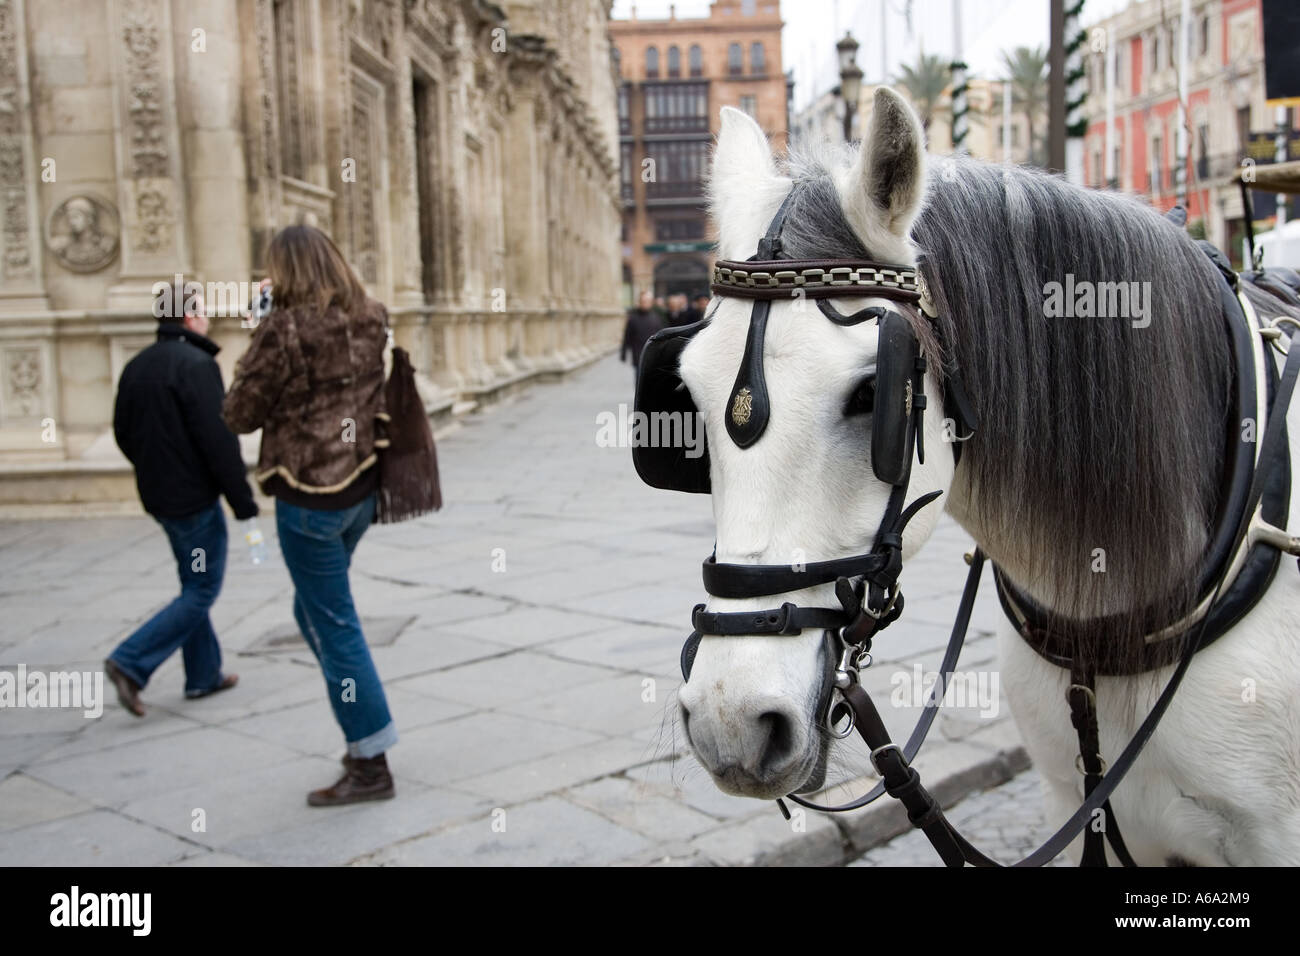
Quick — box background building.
[1081,0,1298,263]
[610,0,787,304]
[0,0,623,509]
[791,71,1036,168]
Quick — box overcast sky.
[610,0,1141,111]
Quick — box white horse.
[674,88,1300,866]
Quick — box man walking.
[620,290,665,385]
[106,291,257,716]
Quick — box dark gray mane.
[778,149,1237,650]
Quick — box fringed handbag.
[375,346,442,523]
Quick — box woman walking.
[224,225,397,806]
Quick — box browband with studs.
[711,258,922,302]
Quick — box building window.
[1197,123,1210,179]
[1237,106,1251,150]
[668,45,681,78]
[655,218,705,240]
[1151,134,1163,192]
[645,140,710,199]
[618,85,629,135]
[739,94,756,117]
[728,43,743,76]
[273,0,306,180]
[643,81,709,134]
[646,46,659,79]
[1151,31,1161,75]
[751,42,766,74]
[620,143,634,202]
[1200,14,1210,56]
[1169,18,1178,68]
[689,44,703,77]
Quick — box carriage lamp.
[837,31,864,142]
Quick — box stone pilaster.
[106,0,192,310]
[0,0,51,311]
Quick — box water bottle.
[242,518,268,565]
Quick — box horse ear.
[712,106,776,181]
[709,107,782,258]
[844,87,928,252]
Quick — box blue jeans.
[110,499,228,695]
[275,494,397,758]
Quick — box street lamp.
[837,31,864,142]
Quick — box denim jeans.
[275,494,397,758]
[109,499,228,695]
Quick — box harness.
[632,180,1300,866]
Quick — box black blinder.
[871,310,923,487]
[632,318,712,494]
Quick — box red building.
[1082,0,1298,263]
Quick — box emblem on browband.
[905,379,913,416]
[732,387,753,426]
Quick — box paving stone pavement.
[0,353,1027,866]
[848,770,1072,867]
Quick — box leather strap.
[691,602,848,637]
[785,549,987,814]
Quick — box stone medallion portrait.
[45,195,120,273]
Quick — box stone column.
[174,0,252,367]
[0,0,50,312]
[238,0,282,272]
[105,0,192,311]
[387,18,425,311]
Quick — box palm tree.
[894,53,950,133]
[1002,45,1048,166]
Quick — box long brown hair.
[266,224,366,314]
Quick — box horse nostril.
[756,709,796,774]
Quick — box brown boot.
[307,753,395,807]
[104,658,145,717]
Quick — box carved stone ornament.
[44,194,120,273]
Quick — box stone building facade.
[610,0,788,304]
[1080,0,1298,263]
[791,78,1036,169]
[0,0,623,508]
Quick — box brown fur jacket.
[223,297,390,496]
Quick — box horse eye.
[844,375,876,416]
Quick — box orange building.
[610,0,789,302]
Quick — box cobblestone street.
[1,354,1035,866]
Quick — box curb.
[763,745,1032,867]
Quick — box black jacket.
[114,324,258,520]
[620,308,665,368]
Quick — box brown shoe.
[185,674,238,700]
[307,753,395,807]
[104,658,145,718]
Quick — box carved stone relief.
[45,195,121,273]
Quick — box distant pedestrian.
[621,290,665,384]
[665,293,693,327]
[106,291,254,717]
[223,225,397,807]
[689,293,711,322]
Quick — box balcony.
[645,180,705,201]
[644,115,709,135]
